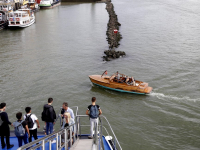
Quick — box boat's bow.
[89,75,110,84]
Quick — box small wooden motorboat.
[89,71,153,95]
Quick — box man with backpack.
[0,103,14,149]
[42,98,56,138]
[13,112,30,147]
[24,107,40,143]
[86,97,102,139]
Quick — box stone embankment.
[103,0,126,61]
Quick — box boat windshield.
[14,13,19,17]
[13,13,22,17]
[22,13,28,17]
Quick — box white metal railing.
[17,106,122,150]
[17,106,79,150]
[17,121,76,150]
[75,114,122,150]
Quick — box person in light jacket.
[61,112,75,145]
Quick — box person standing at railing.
[42,98,56,143]
[24,107,40,143]
[61,102,74,120]
[86,97,102,139]
[61,112,75,146]
[13,112,30,147]
[0,103,14,149]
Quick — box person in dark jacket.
[43,98,56,137]
[0,103,14,149]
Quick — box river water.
[0,0,200,149]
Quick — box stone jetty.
[103,0,126,61]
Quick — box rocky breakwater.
[103,0,126,61]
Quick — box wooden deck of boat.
[71,136,93,150]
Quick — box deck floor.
[70,138,93,150]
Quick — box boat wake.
[150,92,200,102]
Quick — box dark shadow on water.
[8,27,24,31]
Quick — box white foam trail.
[150,92,200,102]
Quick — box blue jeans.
[46,122,53,135]
[17,132,28,147]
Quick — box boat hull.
[8,17,35,28]
[39,1,60,9]
[92,82,147,95]
[89,75,153,95]
[0,21,8,30]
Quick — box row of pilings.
[103,0,125,61]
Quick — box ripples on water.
[0,0,200,149]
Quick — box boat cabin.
[8,9,32,25]
[0,3,13,12]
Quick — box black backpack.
[25,114,34,128]
[41,106,51,121]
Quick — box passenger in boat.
[24,107,40,143]
[125,76,129,84]
[115,71,120,80]
[115,71,124,83]
[86,97,102,139]
[0,103,14,149]
[61,112,75,146]
[132,77,136,86]
[13,112,30,147]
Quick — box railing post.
[79,117,81,138]
[100,117,105,150]
[42,140,45,150]
[100,119,102,150]
[94,122,97,145]
[56,133,58,150]
[70,127,72,147]
[64,129,67,150]
[59,133,61,149]
[49,139,52,150]
[73,124,76,143]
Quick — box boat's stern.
[144,86,153,94]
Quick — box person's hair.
[92,97,96,102]
[16,112,22,120]
[64,112,71,123]
[0,102,6,109]
[48,98,53,103]
[63,102,68,107]
[25,107,31,113]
